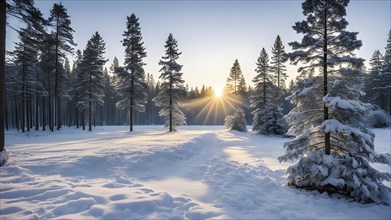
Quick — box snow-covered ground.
[1,126,390,219]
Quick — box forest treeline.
[3,1,391,134]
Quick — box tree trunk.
[35,87,39,130]
[94,103,96,127]
[130,102,133,132]
[89,72,92,131]
[22,61,26,133]
[76,107,79,129]
[15,94,19,131]
[82,109,85,130]
[4,90,8,131]
[263,71,266,104]
[29,97,32,129]
[323,7,330,155]
[389,89,391,115]
[169,74,173,132]
[130,74,134,132]
[42,96,45,131]
[89,101,92,131]
[0,0,5,151]
[55,13,61,130]
[27,98,30,132]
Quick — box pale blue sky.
[6,0,391,89]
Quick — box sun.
[214,87,224,98]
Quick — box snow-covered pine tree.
[116,13,147,132]
[226,59,246,94]
[225,106,247,132]
[48,2,76,130]
[279,0,391,204]
[76,32,107,131]
[154,34,186,132]
[383,30,391,114]
[364,50,385,109]
[250,48,286,135]
[271,35,287,92]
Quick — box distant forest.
[3,1,391,133]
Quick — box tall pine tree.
[48,2,76,130]
[279,0,391,204]
[364,50,385,108]
[154,34,186,132]
[383,30,391,114]
[1,0,46,164]
[116,13,147,132]
[270,35,287,92]
[76,32,107,131]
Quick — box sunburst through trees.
[181,87,245,125]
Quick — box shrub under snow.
[252,102,287,135]
[225,106,247,132]
[0,150,9,166]
[287,151,391,205]
[366,110,391,128]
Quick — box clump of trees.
[278,0,391,205]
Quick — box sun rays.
[181,89,245,125]
[214,87,224,98]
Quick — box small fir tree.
[225,106,247,132]
[154,34,186,132]
[226,59,246,94]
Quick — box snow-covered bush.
[366,110,391,128]
[252,102,287,135]
[225,107,247,132]
[287,151,391,204]
[0,150,9,166]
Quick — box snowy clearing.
[1,126,390,219]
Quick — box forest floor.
[1,126,390,219]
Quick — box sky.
[6,0,391,90]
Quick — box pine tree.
[39,33,56,131]
[225,106,247,132]
[71,50,83,128]
[226,59,246,94]
[279,0,391,204]
[364,50,385,108]
[154,34,186,132]
[48,2,76,130]
[2,0,46,162]
[76,32,107,131]
[251,48,286,135]
[383,30,391,114]
[10,27,41,133]
[271,35,287,92]
[0,0,5,159]
[116,14,147,132]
